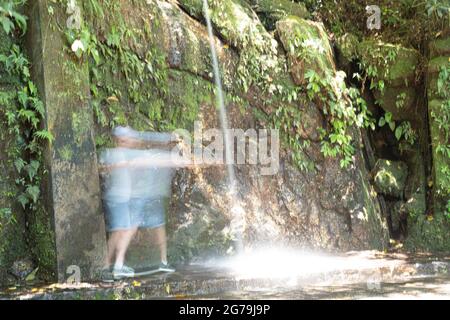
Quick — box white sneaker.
[113,265,135,280]
[158,262,175,273]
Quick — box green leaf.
[385,112,392,123]
[90,48,101,65]
[389,121,396,131]
[395,126,403,140]
[14,158,26,173]
[1,16,14,34]
[26,185,40,203]
[17,194,29,209]
[25,267,39,282]
[34,130,54,143]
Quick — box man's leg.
[114,228,138,269]
[153,226,168,264]
[105,231,120,268]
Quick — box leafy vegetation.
[0,0,26,35]
[299,0,449,47]
[0,0,56,280]
[305,69,373,168]
[56,0,208,148]
[0,1,53,213]
[431,64,450,198]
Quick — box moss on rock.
[335,33,359,67]
[358,40,419,86]
[427,56,450,100]
[372,159,408,198]
[247,0,309,29]
[430,38,450,57]
[428,99,450,200]
[405,213,450,252]
[276,16,335,85]
[358,40,420,120]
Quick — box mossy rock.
[372,159,408,198]
[428,99,450,200]
[247,0,310,29]
[358,40,419,86]
[428,56,450,74]
[427,56,450,100]
[358,40,420,119]
[276,16,335,85]
[168,187,232,263]
[403,189,427,219]
[335,33,359,67]
[405,213,450,252]
[372,87,418,121]
[430,37,450,58]
[177,0,204,19]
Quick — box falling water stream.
[202,0,243,252]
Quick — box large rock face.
[0,0,392,283]
[404,33,450,252]
[78,0,389,263]
[335,32,449,251]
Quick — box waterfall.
[203,0,243,252]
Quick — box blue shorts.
[103,198,166,232]
[130,197,166,229]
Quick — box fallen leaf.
[25,267,39,282]
[107,96,119,103]
[132,280,141,287]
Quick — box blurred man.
[129,131,177,273]
[98,127,141,281]
[99,127,188,281]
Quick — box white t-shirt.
[128,149,175,199]
[99,147,132,203]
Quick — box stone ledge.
[1,251,449,300]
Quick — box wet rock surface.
[1,251,449,300]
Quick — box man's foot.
[113,265,135,280]
[101,267,114,283]
[158,262,175,273]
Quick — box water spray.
[203,0,244,252]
